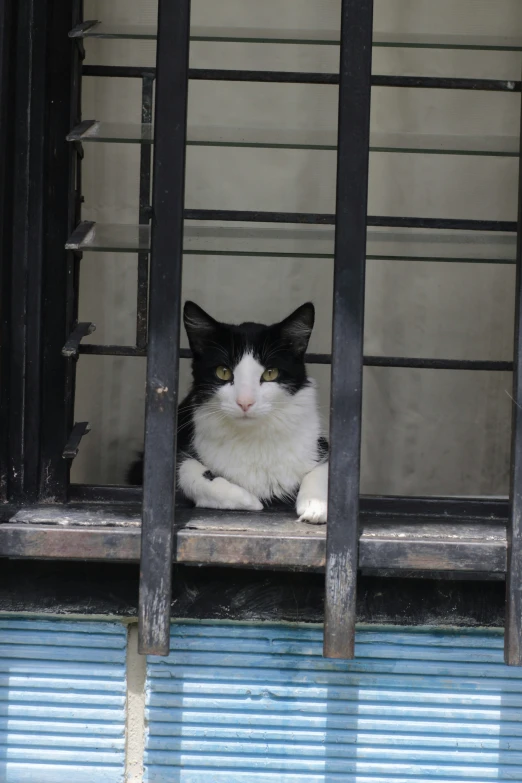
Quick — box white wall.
[72,0,521,496]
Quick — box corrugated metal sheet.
[0,618,126,783]
[145,622,522,783]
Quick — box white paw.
[296,497,327,525]
[198,477,263,512]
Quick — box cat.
[128,301,328,524]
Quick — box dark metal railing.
[506,65,522,667]
[4,0,82,504]
[83,64,522,93]
[324,0,374,659]
[0,0,15,504]
[136,74,154,350]
[138,0,190,656]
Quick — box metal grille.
[0,0,521,663]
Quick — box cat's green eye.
[262,368,279,382]
[215,366,232,381]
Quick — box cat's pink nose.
[237,398,254,412]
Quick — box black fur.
[183,300,315,401]
[127,301,321,486]
[127,457,144,485]
[317,436,329,462]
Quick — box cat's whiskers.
[178,405,223,433]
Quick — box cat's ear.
[184,301,218,355]
[279,302,315,356]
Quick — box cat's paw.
[199,477,263,512]
[296,497,327,525]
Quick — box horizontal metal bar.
[70,483,143,503]
[360,494,508,520]
[81,66,522,93]
[191,71,522,91]
[185,209,335,224]
[78,344,187,359]
[82,65,157,79]
[184,210,517,233]
[367,216,517,232]
[62,422,90,459]
[62,322,96,357]
[189,69,339,84]
[365,357,513,371]
[68,484,509,521]
[82,65,337,84]
[373,75,521,92]
[79,344,147,357]
[78,344,511,371]
[0,508,507,574]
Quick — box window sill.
[0,503,506,576]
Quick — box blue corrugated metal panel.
[0,618,126,783]
[145,623,522,783]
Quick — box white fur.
[179,352,328,521]
[296,462,328,524]
[178,459,263,511]
[217,354,287,423]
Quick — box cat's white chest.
[193,388,321,500]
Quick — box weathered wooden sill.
[0,503,507,575]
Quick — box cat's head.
[184,301,315,421]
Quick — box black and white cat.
[128,301,328,524]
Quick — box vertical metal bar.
[39,0,83,501]
[65,0,84,495]
[136,74,154,350]
[6,0,81,502]
[138,0,190,655]
[0,0,15,501]
[8,0,49,501]
[0,0,14,501]
[505,65,522,666]
[324,0,374,658]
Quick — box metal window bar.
[138,0,190,656]
[0,0,14,502]
[136,73,154,350]
[82,63,522,93]
[506,65,522,667]
[74,342,515,370]
[8,0,49,503]
[0,0,81,505]
[324,0,374,659]
[40,0,84,502]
